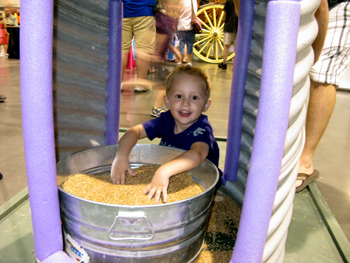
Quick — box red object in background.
[126,45,135,69]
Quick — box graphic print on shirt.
[193,127,206,136]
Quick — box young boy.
[110,66,219,204]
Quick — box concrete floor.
[0,56,350,246]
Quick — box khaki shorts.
[223,32,236,46]
[122,16,156,54]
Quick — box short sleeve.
[142,111,170,140]
[189,125,214,148]
[186,116,219,167]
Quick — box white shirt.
[5,14,18,27]
[177,0,198,31]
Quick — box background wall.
[0,0,20,7]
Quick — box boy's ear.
[164,94,170,109]
[203,99,211,112]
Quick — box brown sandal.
[296,170,320,193]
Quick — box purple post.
[223,0,255,183]
[230,1,300,262]
[105,0,123,145]
[20,0,66,261]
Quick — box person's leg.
[186,30,195,65]
[121,53,128,83]
[297,1,350,189]
[6,32,9,53]
[187,54,192,65]
[297,81,336,184]
[223,45,230,63]
[149,31,166,74]
[121,18,133,84]
[151,88,166,117]
[181,32,188,63]
[177,31,185,65]
[154,89,165,109]
[219,32,235,69]
[133,16,156,91]
[154,32,169,62]
[0,44,4,56]
[168,42,181,62]
[182,44,187,63]
[1,29,9,55]
[135,52,151,81]
[222,32,232,63]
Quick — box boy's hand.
[109,124,147,183]
[143,170,170,204]
[142,142,209,204]
[110,154,135,184]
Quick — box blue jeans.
[177,30,196,55]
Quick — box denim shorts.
[176,29,196,55]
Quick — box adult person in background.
[121,0,156,92]
[4,8,18,27]
[150,0,181,117]
[296,0,350,192]
[218,0,238,70]
[176,0,198,67]
[153,0,180,63]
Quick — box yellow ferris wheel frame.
[193,4,235,64]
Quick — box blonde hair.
[165,66,211,100]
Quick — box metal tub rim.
[57,144,220,208]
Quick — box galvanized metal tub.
[57,144,219,262]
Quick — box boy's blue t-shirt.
[122,0,155,18]
[142,110,220,167]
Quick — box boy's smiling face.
[164,73,211,134]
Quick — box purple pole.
[105,0,123,145]
[230,1,300,262]
[20,0,64,261]
[223,0,255,183]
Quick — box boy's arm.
[143,141,210,204]
[110,124,147,184]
